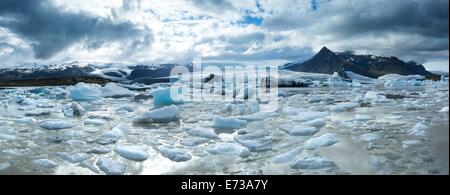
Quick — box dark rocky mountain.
[282,47,438,79]
[127,63,193,84]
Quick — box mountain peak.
[318,47,333,54]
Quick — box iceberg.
[134,105,181,123]
[212,116,247,130]
[40,120,74,130]
[69,82,102,101]
[158,146,192,162]
[304,133,339,150]
[96,157,127,175]
[378,74,425,81]
[101,83,134,98]
[151,87,183,107]
[279,124,319,136]
[115,145,150,162]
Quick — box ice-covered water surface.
[0,75,448,175]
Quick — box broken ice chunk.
[291,156,337,170]
[409,123,428,136]
[33,159,58,169]
[329,102,359,112]
[62,102,85,117]
[157,146,191,162]
[151,87,183,107]
[185,127,218,139]
[302,118,326,129]
[40,120,74,130]
[359,133,380,142]
[101,83,134,98]
[438,107,449,113]
[15,117,37,125]
[279,124,319,136]
[96,157,127,175]
[212,116,247,130]
[292,111,330,122]
[206,143,250,158]
[134,105,181,123]
[0,162,11,171]
[272,147,302,164]
[354,114,374,121]
[57,152,91,163]
[116,105,134,112]
[69,82,102,101]
[304,133,339,150]
[84,118,107,126]
[236,112,279,122]
[115,145,150,162]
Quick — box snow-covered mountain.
[0,61,193,86]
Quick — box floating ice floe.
[290,156,337,170]
[206,143,250,158]
[304,133,339,150]
[115,145,150,162]
[0,133,16,140]
[69,82,102,101]
[87,146,112,154]
[272,147,303,164]
[33,159,58,169]
[97,125,126,145]
[279,124,319,136]
[345,71,376,84]
[96,157,127,175]
[212,116,247,130]
[40,120,74,130]
[236,112,279,122]
[180,137,210,146]
[62,102,85,117]
[354,114,374,121]
[378,74,425,81]
[84,119,107,126]
[359,133,380,142]
[101,83,134,98]
[409,123,428,136]
[234,131,273,152]
[185,127,218,139]
[134,105,180,123]
[330,102,359,112]
[158,146,192,162]
[291,111,330,122]
[57,152,91,163]
[402,140,421,148]
[116,105,134,112]
[0,162,11,171]
[151,87,183,107]
[438,107,449,113]
[15,117,37,125]
[302,118,327,129]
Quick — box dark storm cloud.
[0,0,152,59]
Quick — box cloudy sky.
[0,0,448,71]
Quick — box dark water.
[428,124,449,174]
